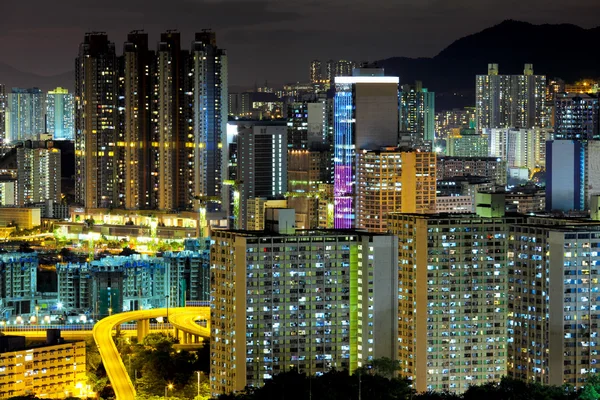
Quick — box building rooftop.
[212,227,393,238]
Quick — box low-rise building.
[0,252,37,315]
[0,207,41,229]
[0,333,86,399]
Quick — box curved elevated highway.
[92,307,210,400]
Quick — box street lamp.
[165,383,173,399]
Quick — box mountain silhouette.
[374,20,600,110]
[0,63,73,92]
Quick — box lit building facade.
[507,218,600,387]
[356,150,436,232]
[76,30,227,212]
[400,81,435,145]
[75,32,118,209]
[388,210,524,393]
[0,84,6,144]
[446,128,489,157]
[334,70,399,228]
[326,59,356,81]
[210,219,398,396]
[6,88,45,143]
[476,64,546,133]
[121,31,154,210]
[237,123,287,229]
[437,156,507,186]
[310,60,322,83]
[488,127,549,172]
[544,140,600,212]
[0,253,38,315]
[192,31,229,212]
[46,87,74,140]
[0,339,86,399]
[57,248,210,315]
[16,144,61,206]
[554,93,599,140]
[246,197,288,230]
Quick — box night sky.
[0,0,598,88]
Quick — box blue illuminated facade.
[546,140,585,211]
[332,71,400,229]
[333,82,355,229]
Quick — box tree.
[580,374,600,400]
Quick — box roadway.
[92,307,210,400]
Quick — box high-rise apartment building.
[192,31,229,211]
[155,30,193,211]
[476,64,546,133]
[334,69,399,228]
[487,127,549,172]
[286,98,332,229]
[16,143,61,206]
[75,30,227,212]
[435,107,476,141]
[554,93,599,140]
[6,88,46,142]
[46,87,74,140]
[310,60,322,83]
[325,59,356,81]
[210,211,398,396]
[121,31,155,210]
[75,32,118,209]
[400,81,435,145]
[0,84,6,144]
[388,208,524,393]
[237,123,287,229]
[507,217,600,387]
[356,149,436,232]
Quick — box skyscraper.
[476,64,546,132]
[6,88,45,142]
[210,211,398,396]
[333,68,399,228]
[75,30,228,212]
[554,93,599,140]
[121,31,154,210]
[399,81,435,145]
[0,84,6,144]
[75,32,118,209]
[310,59,322,83]
[325,59,356,82]
[46,87,74,140]
[237,122,287,228]
[192,30,229,212]
[155,30,193,211]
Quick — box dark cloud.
[0,0,598,86]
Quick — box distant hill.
[374,20,600,110]
[0,63,74,92]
